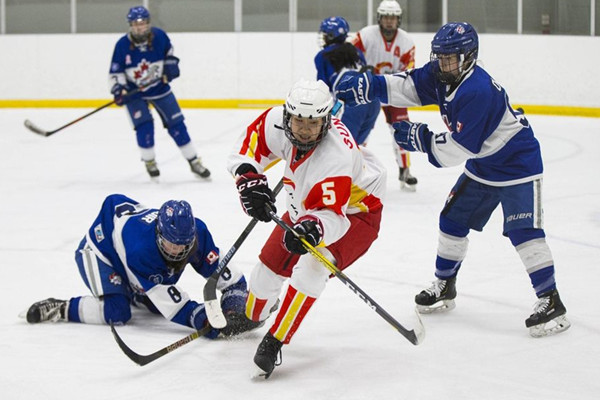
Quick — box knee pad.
[437,231,469,262]
[509,229,554,274]
[103,294,132,324]
[167,120,191,147]
[289,249,333,298]
[246,262,285,321]
[135,120,155,148]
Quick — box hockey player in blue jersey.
[335,22,570,337]
[314,16,380,145]
[24,194,259,338]
[109,6,210,179]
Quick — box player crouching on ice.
[335,22,570,338]
[228,79,386,378]
[23,194,260,339]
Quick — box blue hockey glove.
[236,172,276,222]
[220,279,247,316]
[163,56,180,82]
[190,305,220,339]
[110,83,128,106]
[393,121,432,153]
[283,216,323,255]
[334,70,387,106]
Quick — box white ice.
[1,108,599,399]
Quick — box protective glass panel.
[243,0,288,32]
[6,0,70,33]
[523,0,590,35]
[77,0,140,34]
[447,0,518,33]
[150,0,234,32]
[297,0,368,33]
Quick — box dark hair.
[323,43,362,72]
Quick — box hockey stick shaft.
[204,178,284,328]
[268,210,424,345]
[24,77,164,137]
[110,322,212,366]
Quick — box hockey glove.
[220,279,247,316]
[236,172,276,222]
[283,216,324,255]
[111,83,128,106]
[334,70,388,106]
[190,305,220,339]
[393,121,432,153]
[163,55,180,82]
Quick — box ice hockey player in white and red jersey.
[108,6,210,179]
[352,0,418,190]
[227,79,386,379]
[336,22,570,338]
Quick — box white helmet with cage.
[283,79,334,151]
[377,0,403,26]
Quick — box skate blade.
[400,182,417,192]
[250,365,272,380]
[413,306,426,344]
[529,315,571,338]
[416,299,456,314]
[17,308,28,319]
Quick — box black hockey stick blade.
[110,322,211,366]
[204,178,284,328]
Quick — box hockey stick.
[268,209,425,345]
[24,77,164,137]
[204,178,284,329]
[110,321,212,366]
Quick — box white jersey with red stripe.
[227,106,386,247]
[352,25,415,74]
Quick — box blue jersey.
[108,27,174,99]
[386,62,543,186]
[85,194,222,321]
[315,43,367,91]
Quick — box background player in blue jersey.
[24,194,259,338]
[314,16,380,146]
[335,22,570,338]
[109,6,210,179]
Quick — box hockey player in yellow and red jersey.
[352,0,418,190]
[227,79,386,379]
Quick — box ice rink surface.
[1,107,599,399]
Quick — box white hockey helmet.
[377,0,403,27]
[283,79,334,151]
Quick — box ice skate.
[252,332,282,379]
[189,157,211,178]
[415,277,456,314]
[144,159,160,178]
[24,298,68,323]
[526,289,571,338]
[399,167,417,191]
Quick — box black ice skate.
[399,167,417,191]
[253,332,283,379]
[189,157,211,178]
[25,298,68,323]
[144,159,160,178]
[415,277,457,314]
[526,289,571,338]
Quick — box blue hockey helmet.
[319,16,350,48]
[127,6,150,23]
[156,200,196,262]
[430,22,479,84]
[127,6,151,43]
